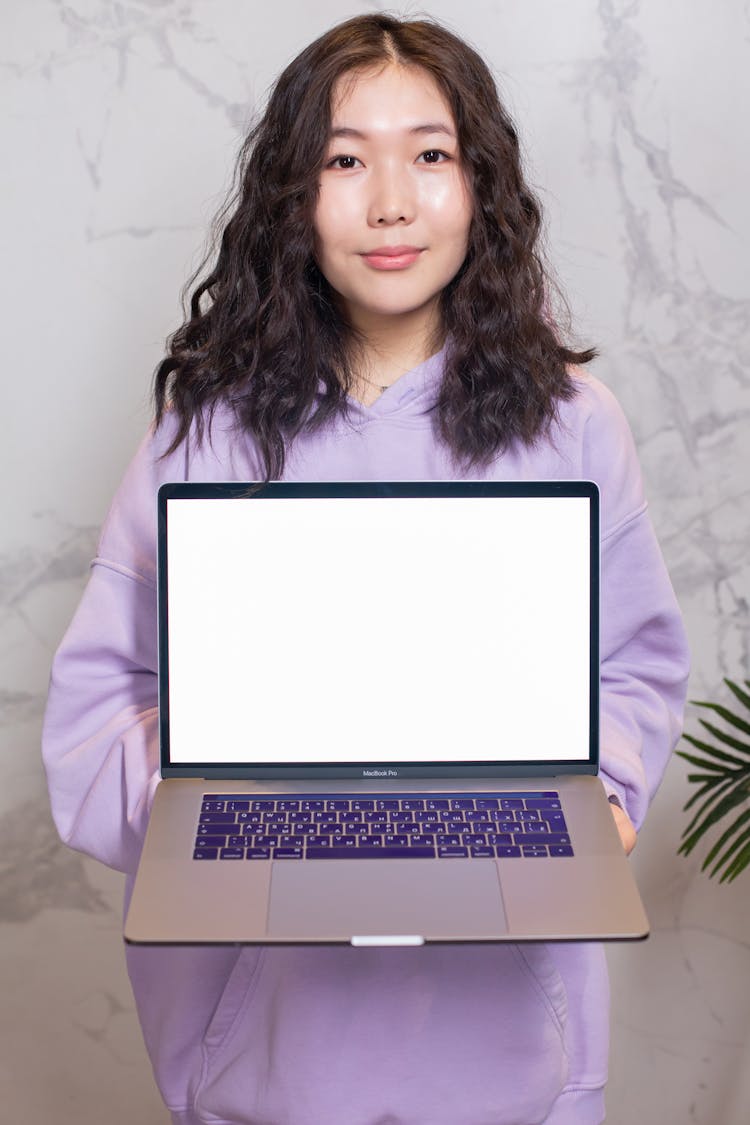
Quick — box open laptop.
[124,480,649,945]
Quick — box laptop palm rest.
[267,860,508,942]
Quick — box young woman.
[43,14,689,1125]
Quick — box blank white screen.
[166,495,592,764]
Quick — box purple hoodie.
[42,351,689,1125]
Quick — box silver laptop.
[124,480,649,945]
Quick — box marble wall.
[2,1,748,1121]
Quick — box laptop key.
[194,835,227,848]
[193,848,218,859]
[306,846,435,859]
[550,846,574,857]
[495,846,522,857]
[447,820,468,833]
[515,832,571,846]
[246,847,271,859]
[438,846,468,857]
[273,847,303,859]
[236,812,262,824]
[219,848,244,859]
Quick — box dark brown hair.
[154,13,596,479]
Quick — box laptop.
[124,480,650,945]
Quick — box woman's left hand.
[610,801,638,855]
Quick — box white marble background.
[2,1,749,1121]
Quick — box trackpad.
[268,859,507,941]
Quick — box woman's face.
[313,64,473,337]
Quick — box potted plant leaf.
[677,678,750,883]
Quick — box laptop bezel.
[157,480,600,780]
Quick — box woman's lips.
[362,248,423,270]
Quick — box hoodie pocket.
[193,943,569,1125]
[195,947,267,1082]
[511,943,568,1041]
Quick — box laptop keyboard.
[193,792,573,860]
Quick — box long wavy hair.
[154,13,597,480]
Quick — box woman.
[43,13,689,1124]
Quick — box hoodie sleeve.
[580,378,690,830]
[41,422,183,874]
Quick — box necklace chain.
[358,372,390,394]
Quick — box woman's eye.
[418,149,450,164]
[327,155,360,170]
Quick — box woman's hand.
[610,800,638,855]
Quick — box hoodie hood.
[317,344,447,422]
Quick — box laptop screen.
[159,483,598,776]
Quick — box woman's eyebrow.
[329,122,456,140]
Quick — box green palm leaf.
[722,839,750,883]
[725,679,750,711]
[689,702,750,738]
[681,775,738,830]
[683,772,732,813]
[684,731,749,766]
[677,679,750,882]
[678,786,748,857]
[702,809,750,876]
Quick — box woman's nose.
[367,165,416,226]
